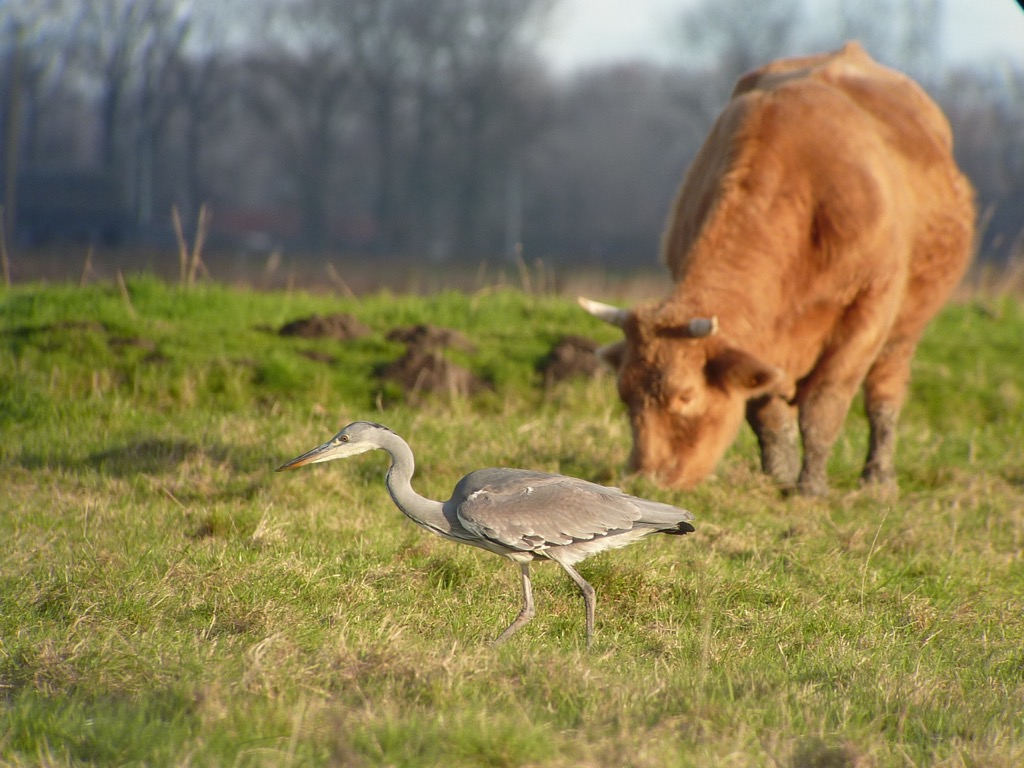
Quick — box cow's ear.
[595,340,626,370]
[707,347,784,395]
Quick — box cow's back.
[661,41,973,308]
[734,41,955,168]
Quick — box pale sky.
[539,0,1024,74]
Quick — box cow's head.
[580,297,786,488]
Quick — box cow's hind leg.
[860,338,915,489]
[796,299,896,496]
[747,395,800,487]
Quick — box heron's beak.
[276,438,373,472]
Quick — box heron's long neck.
[378,433,449,536]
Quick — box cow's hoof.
[799,484,828,497]
[781,480,828,498]
[861,465,895,487]
[860,470,899,500]
[794,477,829,497]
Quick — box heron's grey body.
[277,421,695,647]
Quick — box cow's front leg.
[746,395,800,487]
[796,387,855,496]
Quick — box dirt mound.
[378,348,483,401]
[539,335,604,385]
[386,324,475,352]
[377,324,484,401]
[278,313,369,340]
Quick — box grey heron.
[277,421,695,647]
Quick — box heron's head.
[276,421,392,471]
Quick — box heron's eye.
[339,435,349,443]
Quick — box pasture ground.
[1,275,1023,766]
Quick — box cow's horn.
[686,316,718,337]
[578,297,629,328]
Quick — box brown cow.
[580,42,974,496]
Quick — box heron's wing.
[453,468,663,554]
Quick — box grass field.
[2,275,1023,766]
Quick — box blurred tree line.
[1,0,1021,269]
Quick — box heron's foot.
[491,605,535,646]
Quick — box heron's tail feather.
[633,498,695,535]
[659,520,696,535]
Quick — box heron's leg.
[555,561,596,649]
[492,562,535,646]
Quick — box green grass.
[1,276,1023,766]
